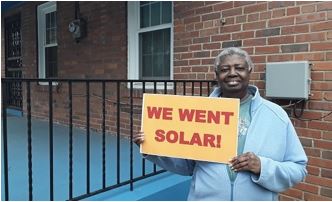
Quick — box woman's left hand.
[229,152,261,175]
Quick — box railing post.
[142,81,146,176]
[130,82,134,191]
[48,81,54,200]
[68,81,73,199]
[2,80,9,201]
[86,81,90,194]
[102,81,106,189]
[116,81,120,184]
[153,81,157,173]
[27,81,33,200]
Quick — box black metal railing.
[1,78,216,201]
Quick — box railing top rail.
[1,78,216,82]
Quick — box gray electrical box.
[265,61,311,100]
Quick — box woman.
[133,47,307,200]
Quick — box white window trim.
[37,1,58,85]
[127,1,174,89]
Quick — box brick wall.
[173,1,332,200]
[2,2,135,134]
[2,1,332,200]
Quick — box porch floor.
[1,113,190,200]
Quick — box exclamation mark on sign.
[216,135,222,148]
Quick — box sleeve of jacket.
[143,154,196,176]
[251,120,308,192]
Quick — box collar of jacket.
[209,85,263,115]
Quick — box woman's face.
[216,54,251,98]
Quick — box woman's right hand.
[133,131,145,146]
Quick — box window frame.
[127,1,174,89]
[37,1,58,83]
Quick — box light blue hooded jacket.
[144,85,308,200]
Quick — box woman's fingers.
[133,132,145,146]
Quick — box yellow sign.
[141,94,239,164]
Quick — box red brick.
[255,46,279,54]
[247,13,259,22]
[193,36,210,44]
[305,175,332,188]
[251,55,266,63]
[307,165,320,176]
[269,16,295,27]
[232,31,254,40]
[301,4,316,13]
[199,27,219,37]
[203,42,220,50]
[304,192,331,201]
[268,36,294,45]
[309,101,332,111]
[213,1,233,11]
[180,53,193,59]
[183,16,201,24]
[308,121,332,131]
[287,7,300,16]
[243,21,266,30]
[327,52,332,60]
[222,7,243,17]
[317,1,332,11]
[272,8,286,18]
[311,42,332,51]
[321,187,332,198]
[269,1,295,9]
[188,44,201,51]
[312,62,332,70]
[244,3,267,14]
[309,90,323,100]
[304,147,321,157]
[236,15,247,23]
[281,188,303,200]
[296,12,326,24]
[234,1,255,7]
[322,168,332,178]
[243,38,266,47]
[211,34,231,42]
[174,46,189,53]
[294,53,325,61]
[309,156,332,170]
[267,54,293,62]
[281,24,309,34]
[314,140,332,151]
[220,24,241,33]
[325,30,332,39]
[311,71,324,81]
[324,92,332,101]
[189,59,201,65]
[311,21,332,32]
[192,66,209,72]
[296,127,322,139]
[202,12,221,21]
[194,22,203,30]
[260,11,271,20]
[296,32,325,42]
[193,51,210,58]
[294,182,318,194]
[279,195,297,201]
[326,72,332,80]
[195,5,213,15]
[322,151,332,160]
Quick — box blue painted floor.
[1,114,173,201]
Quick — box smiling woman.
[134,47,308,201]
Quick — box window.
[128,1,173,81]
[37,1,57,79]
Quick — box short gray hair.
[214,47,254,73]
